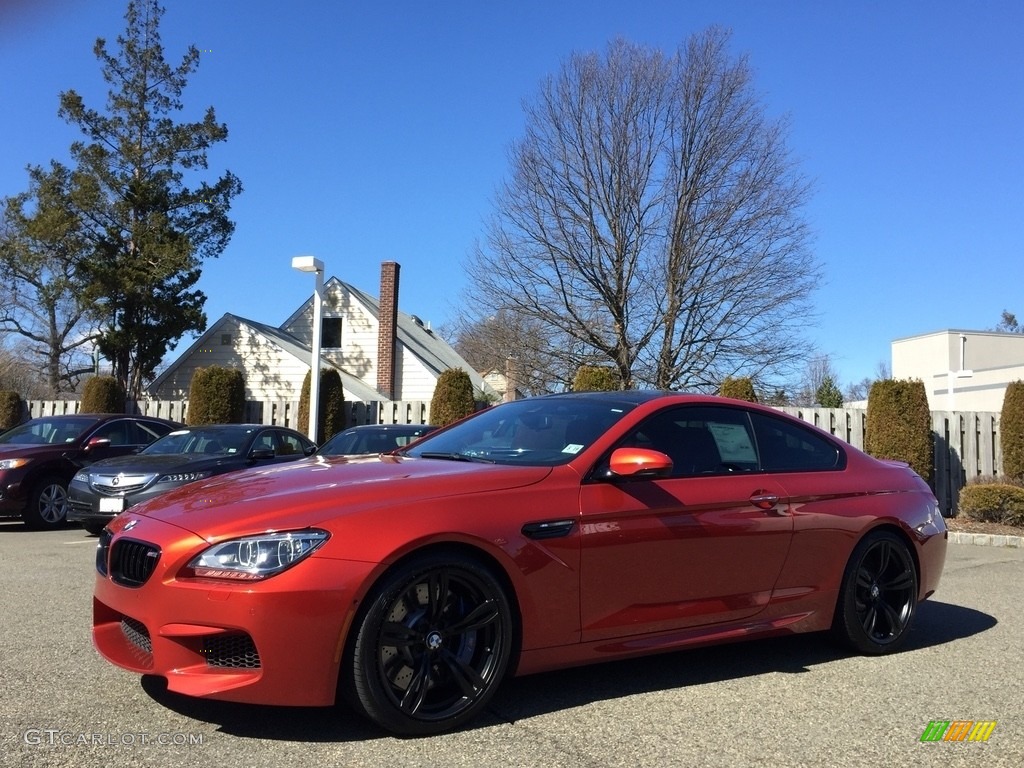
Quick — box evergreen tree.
[815,375,844,407]
[57,0,242,398]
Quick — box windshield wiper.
[416,452,496,464]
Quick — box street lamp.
[292,255,325,441]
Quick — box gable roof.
[287,277,494,394]
[149,313,385,402]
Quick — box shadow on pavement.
[140,599,994,740]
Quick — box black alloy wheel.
[347,553,513,735]
[833,530,918,654]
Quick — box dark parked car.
[93,392,946,736]
[68,424,316,534]
[316,424,437,457]
[0,414,178,529]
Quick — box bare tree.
[792,354,839,406]
[0,164,97,395]
[465,29,818,390]
[447,311,577,396]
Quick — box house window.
[322,318,342,348]
[221,333,232,345]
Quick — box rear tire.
[23,475,70,530]
[345,553,513,735]
[832,530,918,654]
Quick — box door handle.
[750,492,781,511]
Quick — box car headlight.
[158,471,212,484]
[73,470,89,483]
[0,458,30,471]
[186,530,329,581]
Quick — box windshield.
[0,417,100,445]
[142,427,255,456]
[403,398,635,466]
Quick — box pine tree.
[57,0,242,398]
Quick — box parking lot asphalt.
[1,522,1021,768]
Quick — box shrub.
[187,366,246,425]
[0,391,24,430]
[573,365,620,392]
[1001,380,1024,481]
[958,479,1024,526]
[297,368,346,443]
[865,379,932,482]
[719,376,758,402]
[430,369,477,427]
[80,376,126,413]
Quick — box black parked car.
[67,424,316,534]
[0,414,179,529]
[316,423,437,457]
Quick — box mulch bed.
[944,516,1024,538]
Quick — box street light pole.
[292,255,325,441]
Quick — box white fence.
[26,399,999,516]
[779,407,1000,515]
[25,398,432,430]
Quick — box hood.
[0,443,80,458]
[85,452,239,475]
[131,455,552,540]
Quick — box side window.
[92,420,130,446]
[619,406,757,477]
[750,412,844,472]
[128,421,165,446]
[254,431,277,453]
[275,431,305,456]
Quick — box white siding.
[397,343,440,401]
[154,318,307,401]
[283,282,382,390]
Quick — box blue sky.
[2,0,1022,391]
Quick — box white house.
[891,329,1024,411]
[149,262,494,405]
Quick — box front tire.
[833,530,918,654]
[24,476,70,529]
[346,553,513,736]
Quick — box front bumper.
[92,515,371,706]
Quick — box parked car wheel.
[833,530,918,654]
[25,475,70,529]
[346,553,513,736]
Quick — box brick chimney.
[377,261,400,399]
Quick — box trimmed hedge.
[865,379,932,482]
[297,368,346,443]
[187,366,246,425]
[719,376,758,402]
[958,480,1024,526]
[573,365,620,392]
[430,369,476,427]
[80,376,126,413]
[1001,380,1024,481]
[0,390,24,430]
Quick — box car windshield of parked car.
[0,417,99,445]
[141,426,254,456]
[402,398,636,466]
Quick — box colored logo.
[920,720,997,742]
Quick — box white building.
[149,262,494,405]
[891,329,1024,412]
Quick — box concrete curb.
[947,531,1024,548]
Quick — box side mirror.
[607,447,673,479]
[249,447,276,461]
[303,445,317,456]
[84,437,111,452]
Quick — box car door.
[578,405,794,642]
